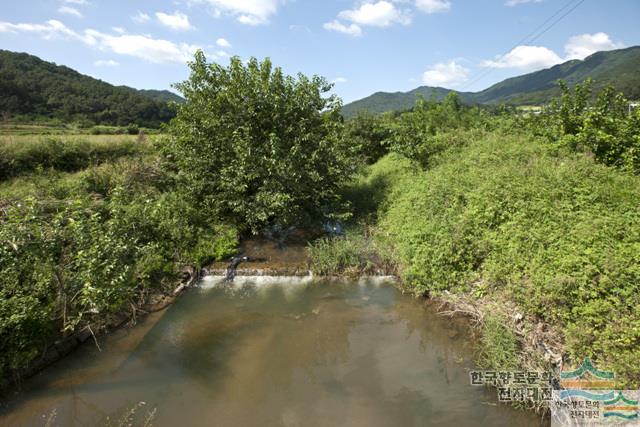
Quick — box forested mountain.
[0,50,180,127]
[342,87,471,118]
[135,89,184,104]
[343,46,640,117]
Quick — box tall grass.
[308,230,384,276]
[0,135,150,180]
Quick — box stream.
[0,277,547,426]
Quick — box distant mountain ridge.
[343,46,640,117]
[0,50,184,127]
[135,89,184,104]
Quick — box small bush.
[186,225,238,267]
[308,231,381,276]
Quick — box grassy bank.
[0,151,238,378]
[310,131,640,389]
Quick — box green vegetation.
[0,134,150,180]
[371,138,639,385]
[307,229,384,276]
[0,153,238,374]
[0,53,355,379]
[1,46,639,395]
[311,82,640,388]
[343,46,640,117]
[344,110,391,164]
[0,50,179,127]
[159,52,353,233]
[528,79,640,173]
[477,315,520,371]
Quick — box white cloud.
[156,11,193,31]
[236,15,263,25]
[112,26,125,34]
[86,30,203,63]
[481,45,563,71]
[94,59,119,67]
[505,0,542,5]
[196,0,282,25]
[564,32,624,60]
[325,0,451,37]
[415,0,451,14]
[132,12,150,24]
[481,32,625,72]
[58,6,82,18]
[422,60,469,87]
[0,19,206,64]
[0,19,92,43]
[216,38,231,48]
[332,77,348,84]
[338,1,411,27]
[323,20,362,37]
[62,0,89,4]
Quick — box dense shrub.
[384,93,490,167]
[529,80,640,174]
[0,158,238,376]
[344,111,392,164]
[368,136,640,386]
[160,52,354,233]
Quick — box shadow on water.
[0,278,548,427]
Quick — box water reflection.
[0,278,547,427]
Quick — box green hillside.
[0,50,179,127]
[135,89,185,104]
[343,46,640,117]
[342,86,472,118]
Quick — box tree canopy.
[160,52,353,233]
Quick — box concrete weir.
[198,274,399,290]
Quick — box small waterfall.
[197,274,397,290]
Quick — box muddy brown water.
[0,277,547,427]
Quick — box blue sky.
[1,0,638,103]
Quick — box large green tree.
[161,52,353,232]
